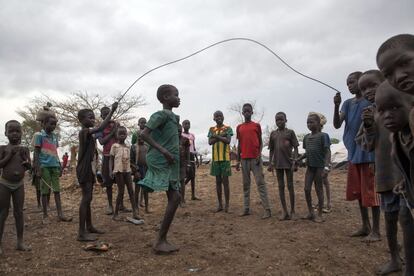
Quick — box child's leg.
[124,173,140,219]
[134,183,140,210]
[366,206,381,241]
[313,168,324,222]
[251,160,271,218]
[304,167,315,218]
[51,168,71,222]
[215,176,223,212]
[140,189,145,207]
[102,156,114,214]
[11,185,30,251]
[180,179,186,204]
[153,188,181,254]
[351,200,371,237]
[113,173,125,220]
[78,183,97,241]
[400,204,414,275]
[322,174,331,209]
[144,191,150,213]
[223,176,230,212]
[0,184,12,254]
[286,169,296,216]
[241,159,251,215]
[276,169,289,219]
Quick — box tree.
[228,99,264,124]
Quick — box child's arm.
[333,93,345,129]
[257,124,263,164]
[140,127,175,164]
[33,147,42,177]
[90,102,118,135]
[236,139,241,171]
[267,134,274,171]
[130,145,139,179]
[97,125,117,146]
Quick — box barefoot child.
[208,111,233,213]
[76,102,118,241]
[236,103,271,219]
[0,120,31,255]
[297,113,331,223]
[139,84,181,254]
[182,120,200,200]
[132,117,148,207]
[109,126,140,221]
[375,82,414,276]
[267,112,299,220]
[333,71,380,237]
[33,114,71,224]
[179,125,190,206]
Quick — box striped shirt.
[34,129,60,168]
[208,125,233,161]
[303,132,331,168]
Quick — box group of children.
[0,33,413,274]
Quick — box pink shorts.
[346,162,379,207]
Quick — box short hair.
[117,125,127,132]
[43,113,57,124]
[361,69,385,82]
[275,112,287,120]
[213,110,223,117]
[242,103,253,110]
[156,84,177,103]
[138,117,146,122]
[5,120,21,129]
[377,34,414,62]
[308,113,321,123]
[100,106,110,113]
[182,119,190,124]
[78,109,93,121]
[348,71,363,79]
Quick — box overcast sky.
[0,0,413,152]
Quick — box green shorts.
[210,161,232,177]
[40,167,61,195]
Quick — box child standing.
[34,114,71,224]
[298,113,331,223]
[109,126,140,221]
[236,103,271,219]
[182,120,200,200]
[267,112,299,220]
[0,120,31,255]
[179,125,191,206]
[139,84,181,254]
[76,102,117,241]
[208,111,233,213]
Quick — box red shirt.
[236,121,262,159]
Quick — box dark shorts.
[380,191,400,213]
[210,161,231,177]
[135,165,147,185]
[346,162,379,207]
[102,155,115,187]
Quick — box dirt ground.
[0,166,402,275]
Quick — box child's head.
[375,81,414,133]
[182,120,191,132]
[307,113,321,132]
[213,111,224,126]
[275,112,287,129]
[358,70,385,103]
[377,34,414,95]
[138,117,147,130]
[100,106,111,120]
[156,84,180,108]
[308,112,327,130]
[5,120,22,145]
[116,126,127,142]
[242,103,253,121]
[43,114,58,133]
[77,109,95,128]
[347,71,363,95]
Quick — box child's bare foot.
[112,215,122,221]
[224,206,229,213]
[350,228,370,237]
[375,259,402,275]
[120,206,132,213]
[77,233,98,242]
[105,205,113,215]
[87,227,105,234]
[240,209,250,216]
[261,209,271,219]
[214,206,223,213]
[279,212,290,221]
[153,240,179,255]
[58,215,73,222]
[16,242,31,252]
[133,213,143,220]
[362,232,381,243]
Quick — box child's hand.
[235,162,241,171]
[267,164,273,172]
[161,149,175,164]
[255,156,261,165]
[22,161,31,171]
[109,171,114,180]
[362,106,374,127]
[111,102,119,112]
[333,92,341,106]
[133,171,141,181]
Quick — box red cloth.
[236,121,262,159]
[346,162,380,207]
[102,122,116,155]
[62,155,68,168]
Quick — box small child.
[267,112,299,220]
[139,84,181,254]
[76,102,117,241]
[133,117,148,207]
[236,103,271,219]
[208,111,233,213]
[34,114,71,224]
[109,126,140,221]
[297,113,331,223]
[179,125,191,206]
[131,117,147,145]
[182,119,200,200]
[375,82,414,276]
[0,120,31,255]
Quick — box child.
[297,113,330,223]
[375,82,414,276]
[267,112,299,220]
[182,120,200,200]
[131,117,147,145]
[109,126,140,221]
[76,102,117,241]
[96,106,120,215]
[130,123,150,213]
[236,103,271,219]
[179,125,191,206]
[139,84,181,254]
[356,70,402,273]
[0,120,31,255]
[62,152,69,171]
[132,117,148,207]
[333,71,379,238]
[208,111,233,213]
[34,114,71,224]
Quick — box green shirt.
[303,132,331,168]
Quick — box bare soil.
[0,166,401,275]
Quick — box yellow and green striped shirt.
[208,125,233,161]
